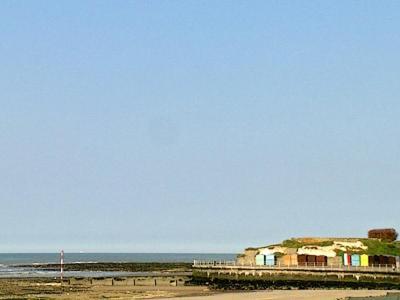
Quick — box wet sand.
[0,278,397,299]
[0,277,215,299]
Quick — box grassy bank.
[360,239,400,256]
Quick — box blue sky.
[1,1,399,252]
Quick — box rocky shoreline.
[192,271,400,290]
[17,262,192,273]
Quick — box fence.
[193,260,400,273]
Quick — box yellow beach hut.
[360,254,369,267]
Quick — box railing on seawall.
[193,260,400,273]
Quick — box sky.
[0,1,399,253]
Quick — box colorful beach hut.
[360,254,369,267]
[351,254,360,266]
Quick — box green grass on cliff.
[360,239,400,256]
[281,239,334,248]
[265,238,400,256]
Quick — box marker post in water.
[60,250,64,280]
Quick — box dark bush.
[368,228,398,242]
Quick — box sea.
[0,253,236,278]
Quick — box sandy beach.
[0,277,398,299]
[0,277,214,299]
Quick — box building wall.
[277,254,298,266]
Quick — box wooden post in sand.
[60,250,64,281]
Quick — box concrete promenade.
[193,260,400,275]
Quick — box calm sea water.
[0,253,236,264]
[0,253,236,278]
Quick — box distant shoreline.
[0,262,193,279]
[17,262,192,272]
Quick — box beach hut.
[343,253,351,266]
[379,255,389,265]
[288,254,298,266]
[316,255,328,266]
[278,254,297,267]
[343,254,348,266]
[255,254,265,266]
[388,256,396,267]
[306,255,316,266]
[369,255,379,267]
[360,254,369,267]
[351,254,360,266]
[265,254,276,266]
[327,256,342,267]
[297,254,307,266]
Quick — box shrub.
[368,228,398,242]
